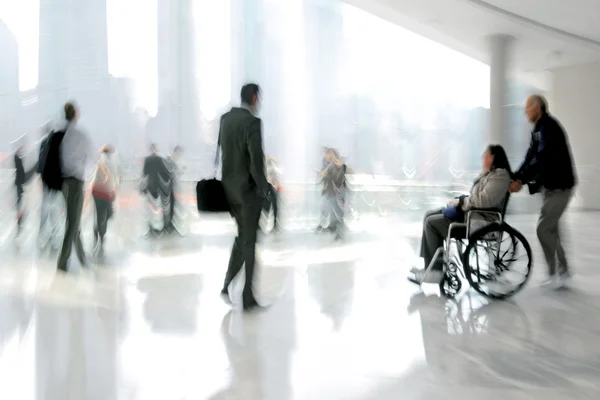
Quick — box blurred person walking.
[165,145,184,233]
[37,121,63,250]
[317,148,350,240]
[91,145,119,254]
[13,140,37,239]
[56,102,94,272]
[218,83,269,311]
[264,156,281,233]
[141,144,171,235]
[510,95,576,289]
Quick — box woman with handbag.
[91,145,119,253]
[408,144,513,285]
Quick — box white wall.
[550,61,600,210]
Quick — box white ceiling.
[345,0,600,76]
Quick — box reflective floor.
[0,210,599,399]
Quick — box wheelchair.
[418,194,533,300]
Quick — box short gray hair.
[530,94,548,113]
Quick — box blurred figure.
[57,102,93,272]
[317,148,349,240]
[141,144,171,235]
[264,156,281,233]
[510,95,576,289]
[165,145,184,234]
[91,145,119,254]
[13,142,37,238]
[409,145,512,284]
[37,121,63,251]
[218,83,269,311]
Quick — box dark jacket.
[37,135,49,174]
[217,107,269,205]
[516,113,576,193]
[142,153,171,197]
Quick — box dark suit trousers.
[223,198,262,303]
[58,178,87,271]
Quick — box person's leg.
[421,213,451,271]
[317,194,330,231]
[69,180,87,267]
[332,195,345,239]
[270,185,279,229]
[57,180,77,271]
[222,204,244,293]
[419,209,443,262]
[169,191,176,229]
[537,189,572,277]
[241,198,263,307]
[16,187,24,236]
[93,196,101,244]
[95,197,109,243]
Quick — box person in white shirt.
[57,102,94,272]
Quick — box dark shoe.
[242,298,262,312]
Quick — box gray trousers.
[420,208,451,271]
[537,188,572,276]
[57,178,87,271]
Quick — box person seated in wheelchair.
[409,144,513,285]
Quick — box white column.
[488,34,513,147]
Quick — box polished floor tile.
[0,209,599,399]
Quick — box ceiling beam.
[465,0,600,50]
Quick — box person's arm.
[246,118,269,197]
[516,129,547,184]
[461,171,511,210]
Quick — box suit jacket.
[218,107,269,205]
[142,153,170,197]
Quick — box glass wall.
[0,0,499,217]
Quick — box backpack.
[41,130,66,191]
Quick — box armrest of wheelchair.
[447,222,467,242]
[466,208,503,221]
[467,207,501,213]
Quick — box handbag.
[196,144,230,213]
[441,205,464,221]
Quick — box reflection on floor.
[0,211,599,399]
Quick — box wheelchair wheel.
[441,263,462,298]
[463,222,532,299]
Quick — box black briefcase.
[196,178,230,212]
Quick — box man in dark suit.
[218,83,269,311]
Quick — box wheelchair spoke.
[463,223,532,299]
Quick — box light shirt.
[94,153,119,193]
[59,121,93,181]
